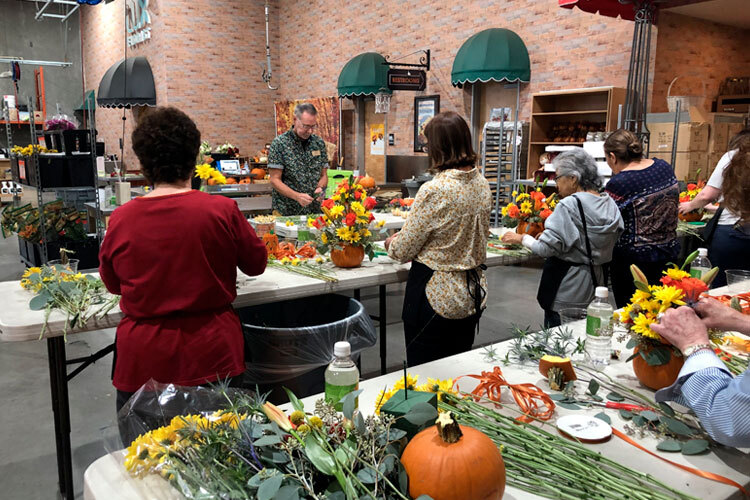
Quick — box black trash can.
[237,294,376,405]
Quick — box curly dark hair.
[132,107,201,185]
[723,143,750,222]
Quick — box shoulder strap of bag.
[574,195,598,289]
[702,205,723,245]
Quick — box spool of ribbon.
[454,366,555,423]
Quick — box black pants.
[544,309,562,328]
[610,257,672,308]
[708,224,750,288]
[404,312,479,367]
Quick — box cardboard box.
[649,122,709,152]
[7,108,19,122]
[706,152,725,179]
[653,152,707,181]
[33,111,43,123]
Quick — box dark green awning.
[75,90,96,111]
[451,28,530,87]
[337,52,392,98]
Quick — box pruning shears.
[580,401,652,412]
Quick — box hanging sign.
[126,0,152,48]
[387,69,426,91]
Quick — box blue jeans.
[708,224,750,288]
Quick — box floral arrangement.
[617,251,720,366]
[679,179,706,221]
[374,373,457,414]
[45,117,77,131]
[194,163,227,185]
[10,144,56,156]
[122,387,423,499]
[311,176,386,260]
[20,264,118,339]
[199,141,212,156]
[1,200,87,244]
[500,184,556,228]
[214,142,239,155]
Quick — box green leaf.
[548,393,568,401]
[253,434,282,447]
[247,471,265,488]
[619,409,633,420]
[304,434,337,476]
[634,281,651,293]
[606,392,625,402]
[594,412,611,425]
[275,485,300,500]
[656,440,683,452]
[660,416,694,437]
[340,389,364,420]
[386,428,406,441]
[29,293,51,311]
[257,474,283,500]
[556,402,581,410]
[658,402,676,417]
[587,379,600,396]
[590,394,603,402]
[403,402,438,426]
[640,410,660,422]
[354,411,366,434]
[625,351,640,363]
[356,468,378,484]
[415,496,435,500]
[681,250,699,270]
[398,463,408,493]
[626,338,638,349]
[681,439,710,455]
[632,415,647,427]
[644,348,671,366]
[283,388,304,412]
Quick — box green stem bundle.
[441,393,698,500]
[267,261,338,282]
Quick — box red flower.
[368,212,375,222]
[344,212,357,227]
[364,197,376,210]
[530,191,545,201]
[312,216,325,229]
[399,199,406,207]
[687,183,697,191]
[540,209,553,220]
[354,190,362,200]
[507,205,520,218]
[322,198,335,210]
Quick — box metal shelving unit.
[481,120,521,227]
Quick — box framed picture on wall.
[414,95,440,152]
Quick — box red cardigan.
[99,190,267,392]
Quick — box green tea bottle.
[324,341,359,412]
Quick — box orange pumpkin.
[262,232,278,254]
[225,177,237,184]
[632,345,684,390]
[239,177,252,184]
[401,412,506,500]
[516,221,544,237]
[358,175,376,189]
[251,168,266,179]
[330,244,365,268]
[539,355,577,382]
[678,211,703,222]
[207,178,217,186]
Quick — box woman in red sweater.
[99,107,267,414]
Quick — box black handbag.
[702,206,723,246]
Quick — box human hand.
[296,193,314,207]
[651,306,709,353]
[501,231,523,245]
[314,186,324,197]
[384,232,400,250]
[678,201,695,214]
[695,297,750,333]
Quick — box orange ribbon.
[612,428,748,497]
[455,366,555,423]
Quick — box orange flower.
[507,205,520,218]
[261,402,293,432]
[344,212,357,227]
[529,191,545,201]
[687,183,697,191]
[540,209,553,220]
[322,198,335,210]
[364,197,377,210]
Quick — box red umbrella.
[559,0,710,21]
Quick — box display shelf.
[530,141,584,145]
[532,110,608,116]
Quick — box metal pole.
[670,99,681,173]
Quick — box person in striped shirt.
[653,300,750,447]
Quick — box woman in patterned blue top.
[604,130,680,307]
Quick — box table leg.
[379,285,387,375]
[353,289,361,302]
[47,337,74,500]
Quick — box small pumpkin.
[251,168,266,179]
[539,355,577,388]
[262,231,278,254]
[401,412,505,500]
[239,177,252,184]
[207,178,217,186]
[225,177,238,184]
[358,175,376,189]
[330,244,365,268]
[632,345,684,390]
[516,221,544,237]
[678,210,703,222]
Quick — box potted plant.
[617,251,720,390]
[312,176,386,267]
[501,182,555,237]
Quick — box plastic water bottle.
[586,287,614,366]
[324,341,359,412]
[690,248,711,279]
[297,215,311,242]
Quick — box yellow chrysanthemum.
[331,195,341,202]
[329,205,345,218]
[511,191,518,197]
[376,220,386,228]
[619,304,633,323]
[280,256,291,264]
[194,163,213,180]
[664,268,690,280]
[336,226,353,241]
[652,286,686,311]
[320,232,328,244]
[630,289,651,304]
[291,257,301,266]
[361,229,372,238]
[631,313,660,340]
[209,169,227,184]
[350,201,365,216]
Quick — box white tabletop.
[273,212,406,239]
[82,317,750,500]
[0,251,532,342]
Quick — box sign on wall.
[126,0,151,48]
[387,69,426,91]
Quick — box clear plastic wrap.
[45,113,78,131]
[237,294,376,401]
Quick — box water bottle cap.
[595,286,609,298]
[334,341,351,357]
[698,247,707,256]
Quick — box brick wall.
[651,12,750,113]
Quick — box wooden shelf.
[532,110,608,116]
[530,141,584,145]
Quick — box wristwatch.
[681,343,713,357]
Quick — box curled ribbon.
[454,366,555,423]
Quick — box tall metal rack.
[481,119,521,227]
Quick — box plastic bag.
[45,113,77,131]
[237,294,376,392]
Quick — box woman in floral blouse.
[385,111,491,366]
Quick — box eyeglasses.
[297,122,317,131]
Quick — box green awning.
[75,90,96,111]
[337,52,392,98]
[451,28,530,87]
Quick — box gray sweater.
[524,192,624,311]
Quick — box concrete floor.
[0,233,544,499]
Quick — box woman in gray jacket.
[502,148,623,327]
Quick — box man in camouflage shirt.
[268,103,329,215]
